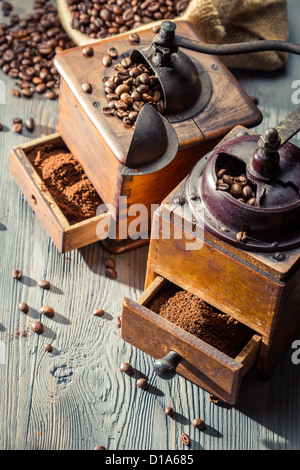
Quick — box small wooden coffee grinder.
[122,105,300,404]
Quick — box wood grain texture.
[0,0,300,451]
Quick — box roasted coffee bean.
[107,47,119,59]
[129,33,140,44]
[105,267,117,279]
[130,90,141,101]
[115,83,130,96]
[22,89,34,99]
[121,57,132,69]
[128,111,138,121]
[247,197,256,206]
[181,433,191,446]
[222,174,233,186]
[192,418,206,430]
[82,82,93,94]
[94,446,106,450]
[105,258,116,269]
[102,106,115,116]
[139,73,150,84]
[236,231,248,243]
[242,185,253,200]
[26,118,35,132]
[38,279,50,290]
[40,306,55,318]
[36,83,47,94]
[217,168,228,178]
[83,46,94,58]
[136,83,149,94]
[106,93,119,102]
[216,181,230,191]
[115,100,128,111]
[137,378,149,390]
[32,321,44,335]
[116,110,128,119]
[18,302,29,314]
[13,123,22,134]
[123,116,132,127]
[45,344,53,352]
[13,118,22,124]
[230,183,243,198]
[116,315,122,328]
[11,88,21,98]
[120,362,133,374]
[103,54,113,67]
[45,90,57,101]
[120,92,133,106]
[129,67,141,78]
[13,269,22,280]
[165,407,175,417]
[93,308,105,317]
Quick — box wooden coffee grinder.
[121,105,300,404]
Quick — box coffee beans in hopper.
[0,0,74,100]
[66,0,190,39]
[103,57,165,128]
[216,168,257,205]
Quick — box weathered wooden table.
[1,0,300,451]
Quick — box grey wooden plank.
[1,0,300,451]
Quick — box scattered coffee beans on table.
[181,433,191,446]
[136,377,149,389]
[0,0,74,100]
[40,306,55,318]
[12,269,22,280]
[38,279,51,290]
[32,320,44,334]
[165,406,175,417]
[45,343,53,352]
[93,308,105,317]
[18,302,29,314]
[66,0,190,39]
[120,362,133,374]
[192,418,206,430]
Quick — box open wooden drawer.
[121,276,262,404]
[9,133,111,253]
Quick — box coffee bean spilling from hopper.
[103,56,165,128]
[67,0,190,39]
[216,168,256,205]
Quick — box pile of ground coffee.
[148,284,253,358]
[28,144,102,224]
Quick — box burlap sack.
[58,0,289,70]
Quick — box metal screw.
[172,195,186,205]
[273,252,286,261]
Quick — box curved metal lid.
[121,104,179,176]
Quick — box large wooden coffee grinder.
[122,106,300,404]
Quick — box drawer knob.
[152,351,182,380]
